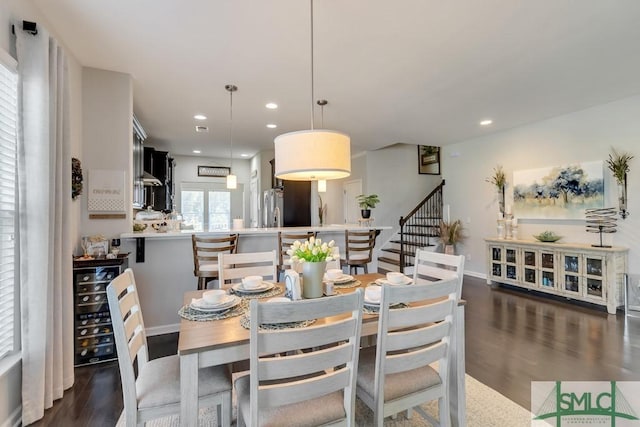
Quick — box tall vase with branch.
[318,195,327,226]
[606,148,633,219]
[486,165,506,215]
[438,219,465,255]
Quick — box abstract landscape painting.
[513,161,604,219]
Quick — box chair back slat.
[123,309,143,342]
[387,299,454,329]
[128,330,146,363]
[258,318,357,355]
[386,320,451,353]
[258,368,351,409]
[259,342,353,381]
[384,341,448,375]
[277,231,316,275]
[218,250,277,285]
[248,290,364,425]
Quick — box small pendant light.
[226,84,237,189]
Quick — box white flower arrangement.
[287,236,335,263]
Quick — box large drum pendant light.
[274,0,351,181]
[225,84,237,189]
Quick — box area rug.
[116,374,532,426]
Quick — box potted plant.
[606,148,633,219]
[356,194,380,219]
[438,219,465,255]
[486,165,506,215]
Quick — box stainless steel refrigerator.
[263,188,284,227]
[263,181,311,227]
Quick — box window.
[0,50,18,360]
[181,183,231,231]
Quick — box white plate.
[232,281,275,294]
[324,274,354,284]
[363,298,381,306]
[375,276,413,286]
[265,297,291,303]
[190,295,240,312]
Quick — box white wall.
[442,94,640,275]
[80,67,133,245]
[1,1,84,425]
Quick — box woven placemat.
[178,301,247,321]
[362,302,409,315]
[239,314,316,330]
[334,279,361,289]
[230,285,284,299]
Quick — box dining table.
[178,272,467,427]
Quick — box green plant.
[486,165,506,190]
[606,148,633,185]
[288,236,336,263]
[356,194,380,209]
[438,219,465,245]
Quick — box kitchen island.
[120,224,391,334]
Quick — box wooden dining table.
[178,273,467,427]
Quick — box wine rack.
[73,256,128,366]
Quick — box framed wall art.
[198,165,231,177]
[418,145,440,175]
[513,161,604,219]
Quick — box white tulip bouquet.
[288,236,335,263]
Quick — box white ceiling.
[33,0,640,158]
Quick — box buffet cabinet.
[73,257,128,366]
[485,238,628,314]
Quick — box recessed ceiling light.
[266,124,277,129]
[480,119,493,126]
[194,114,207,120]
[265,103,278,109]
[240,153,249,157]
[193,150,201,154]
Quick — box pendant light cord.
[310,0,315,130]
[230,88,233,168]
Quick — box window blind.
[0,52,18,360]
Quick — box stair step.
[405,224,439,228]
[378,256,413,267]
[381,248,402,255]
[401,232,437,237]
[390,240,436,247]
[415,216,442,220]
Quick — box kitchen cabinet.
[144,147,174,211]
[485,238,627,314]
[73,256,129,366]
[132,116,146,209]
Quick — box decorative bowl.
[242,275,263,289]
[533,232,562,243]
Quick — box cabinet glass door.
[492,247,502,262]
[541,271,555,289]
[524,250,536,267]
[524,267,536,285]
[505,248,517,264]
[562,253,581,295]
[585,256,604,299]
[541,253,554,269]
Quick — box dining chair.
[341,229,378,274]
[356,277,458,426]
[276,231,316,279]
[235,289,365,427]
[192,234,239,290]
[413,249,465,298]
[217,250,278,286]
[106,268,232,427]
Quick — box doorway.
[343,179,362,224]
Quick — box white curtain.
[15,26,74,426]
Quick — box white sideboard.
[485,238,628,314]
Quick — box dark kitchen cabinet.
[132,116,146,209]
[283,180,311,226]
[144,147,174,211]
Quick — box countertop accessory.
[533,231,563,243]
[585,207,617,248]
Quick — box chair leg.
[364,264,368,274]
[219,391,231,427]
[198,277,206,290]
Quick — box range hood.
[143,171,162,186]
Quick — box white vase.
[302,261,326,299]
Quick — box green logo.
[533,381,639,426]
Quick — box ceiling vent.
[195,125,209,133]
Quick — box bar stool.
[192,234,238,290]
[276,231,316,279]
[341,229,378,275]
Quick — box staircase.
[378,180,445,274]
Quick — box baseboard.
[464,270,487,280]
[1,406,21,427]
[146,323,179,336]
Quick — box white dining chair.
[106,268,232,427]
[356,278,458,426]
[235,289,365,426]
[413,249,465,298]
[217,250,278,286]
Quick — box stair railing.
[398,180,445,272]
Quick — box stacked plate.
[374,276,413,286]
[323,273,355,284]
[190,294,240,313]
[231,281,275,294]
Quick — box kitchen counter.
[119,223,392,334]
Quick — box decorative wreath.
[72,157,83,199]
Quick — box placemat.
[362,302,409,315]
[239,314,316,330]
[178,301,246,321]
[334,279,361,289]
[230,285,284,299]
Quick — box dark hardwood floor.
[31,276,640,425]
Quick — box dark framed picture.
[418,145,440,175]
[197,165,231,177]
